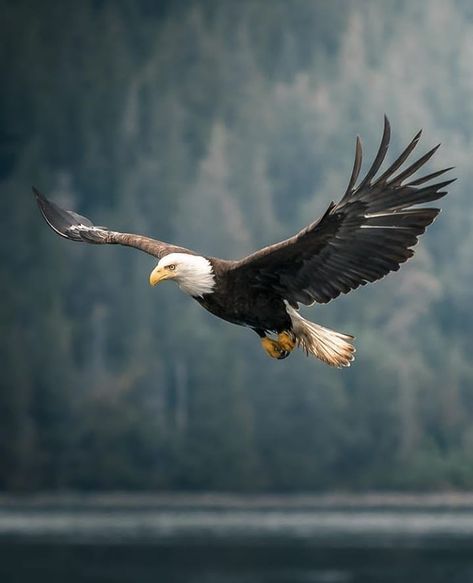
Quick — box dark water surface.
[2,494,473,583]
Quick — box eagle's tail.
[285,303,355,367]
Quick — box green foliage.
[1,0,472,492]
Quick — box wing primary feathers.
[34,186,87,241]
[408,166,455,186]
[340,136,363,203]
[386,144,441,186]
[356,115,391,191]
[373,129,423,186]
[367,179,454,213]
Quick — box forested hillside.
[2,0,473,491]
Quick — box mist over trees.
[2,0,473,491]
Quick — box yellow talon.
[278,331,296,352]
[261,337,289,360]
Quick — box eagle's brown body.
[197,260,292,333]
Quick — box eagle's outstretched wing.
[234,117,455,306]
[33,187,192,259]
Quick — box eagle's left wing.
[34,187,192,259]
[233,117,455,306]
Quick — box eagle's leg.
[277,330,296,353]
[261,337,289,360]
[254,329,289,360]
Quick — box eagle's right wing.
[34,187,192,259]
[232,117,455,306]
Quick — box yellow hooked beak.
[149,266,172,287]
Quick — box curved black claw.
[277,350,290,360]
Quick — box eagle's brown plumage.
[34,117,454,366]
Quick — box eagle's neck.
[174,254,216,297]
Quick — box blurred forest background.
[2,0,473,493]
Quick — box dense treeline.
[2,0,473,491]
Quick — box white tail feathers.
[285,303,355,367]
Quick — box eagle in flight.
[35,118,454,367]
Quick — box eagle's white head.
[149,253,215,297]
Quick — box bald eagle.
[34,118,454,367]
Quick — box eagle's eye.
[167,264,176,271]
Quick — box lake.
[1,493,473,582]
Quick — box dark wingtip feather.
[386,143,441,187]
[341,136,363,203]
[437,177,457,188]
[408,166,455,187]
[372,129,422,188]
[33,186,50,209]
[33,186,84,241]
[356,115,391,190]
